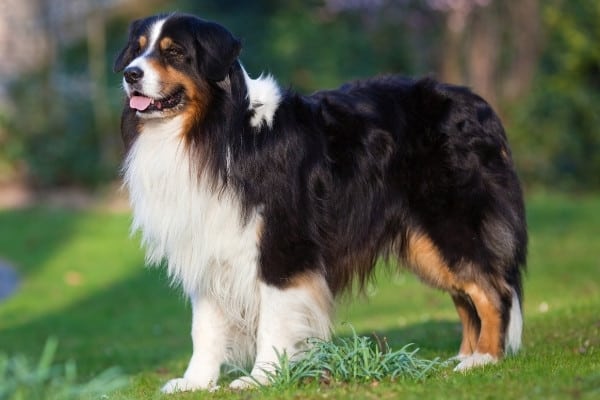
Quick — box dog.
[114,13,527,393]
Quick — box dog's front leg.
[229,274,333,389]
[162,295,228,393]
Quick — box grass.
[0,191,599,399]
[232,328,442,389]
[0,338,127,400]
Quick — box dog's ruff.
[115,13,527,392]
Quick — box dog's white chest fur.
[123,116,261,327]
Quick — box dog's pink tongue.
[129,96,152,111]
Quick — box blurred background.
[0,4,598,396]
[0,0,598,207]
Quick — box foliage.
[0,0,599,189]
[0,338,127,400]
[2,0,418,188]
[508,0,600,189]
[6,74,113,188]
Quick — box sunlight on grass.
[0,210,143,329]
[0,192,599,399]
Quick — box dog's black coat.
[208,71,527,297]
[116,13,527,362]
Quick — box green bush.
[2,0,598,190]
[509,0,600,190]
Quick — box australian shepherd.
[114,13,527,393]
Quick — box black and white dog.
[114,13,527,393]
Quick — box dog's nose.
[124,66,144,84]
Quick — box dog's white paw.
[161,377,217,393]
[453,352,497,372]
[229,374,269,390]
[449,352,471,362]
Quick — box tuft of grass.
[0,338,128,400]
[305,328,442,383]
[235,326,443,389]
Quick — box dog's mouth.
[129,88,184,113]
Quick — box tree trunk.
[467,4,500,108]
[502,0,541,102]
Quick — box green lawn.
[0,192,599,399]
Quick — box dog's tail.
[501,213,526,356]
[505,286,523,354]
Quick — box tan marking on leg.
[463,282,503,358]
[404,232,458,290]
[452,294,480,357]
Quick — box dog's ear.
[113,19,144,73]
[194,21,242,82]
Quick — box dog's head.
[114,13,241,120]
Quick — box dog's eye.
[165,46,184,58]
[132,44,142,57]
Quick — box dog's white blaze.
[145,17,167,57]
[505,288,522,354]
[123,17,167,99]
[242,67,281,129]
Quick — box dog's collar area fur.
[242,66,281,129]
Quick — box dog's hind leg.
[402,232,513,371]
[451,293,481,361]
[453,281,507,371]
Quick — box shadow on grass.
[356,321,461,359]
[0,267,190,375]
[0,209,81,277]
[0,262,460,379]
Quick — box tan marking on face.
[138,35,147,51]
[288,272,334,316]
[404,232,457,290]
[463,282,503,358]
[144,59,211,127]
[159,37,173,51]
[176,70,211,137]
[452,294,480,357]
